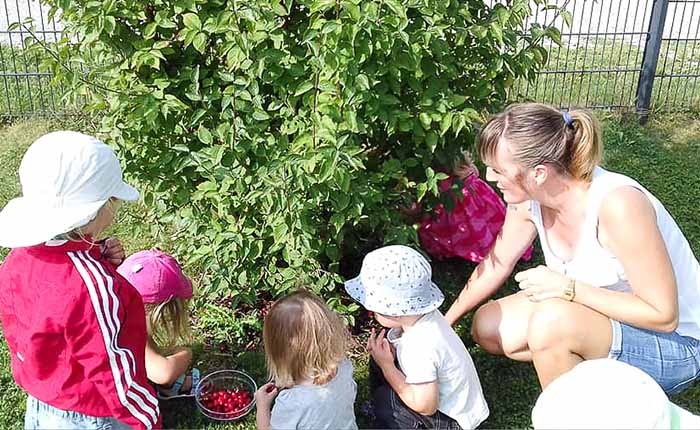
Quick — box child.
[532,358,700,429]
[345,245,489,429]
[117,249,198,399]
[418,152,533,263]
[0,131,160,429]
[254,290,358,430]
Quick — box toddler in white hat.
[532,358,700,429]
[345,245,489,429]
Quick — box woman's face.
[484,138,531,204]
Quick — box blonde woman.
[0,131,160,429]
[254,290,357,430]
[117,249,197,398]
[444,103,700,393]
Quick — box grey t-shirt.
[269,359,358,430]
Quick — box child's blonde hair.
[263,289,348,388]
[145,297,193,350]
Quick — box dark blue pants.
[370,359,462,429]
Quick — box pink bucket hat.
[117,249,193,304]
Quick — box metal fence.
[515,0,700,119]
[0,0,699,119]
[0,0,68,118]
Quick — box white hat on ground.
[344,245,444,316]
[532,358,700,429]
[0,131,139,248]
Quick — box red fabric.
[419,173,534,263]
[0,240,161,429]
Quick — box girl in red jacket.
[0,131,161,429]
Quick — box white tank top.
[530,166,700,339]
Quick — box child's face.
[373,312,402,329]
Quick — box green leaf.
[440,112,453,136]
[197,126,213,144]
[294,81,314,96]
[183,13,201,30]
[356,74,370,91]
[419,112,432,129]
[252,110,270,121]
[416,183,428,201]
[192,32,208,53]
[384,0,406,19]
[560,10,573,27]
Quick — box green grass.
[516,38,700,111]
[0,115,700,428]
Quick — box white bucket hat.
[344,245,444,316]
[0,131,139,248]
[532,358,700,429]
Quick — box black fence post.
[636,0,669,124]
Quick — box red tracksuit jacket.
[0,240,161,429]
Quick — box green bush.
[36,0,559,346]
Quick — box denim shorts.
[608,320,700,395]
[24,395,131,430]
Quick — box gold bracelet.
[563,279,576,302]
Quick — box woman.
[444,103,700,393]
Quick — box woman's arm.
[444,201,537,325]
[580,187,678,331]
[144,340,193,385]
[516,187,679,332]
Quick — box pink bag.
[419,170,533,263]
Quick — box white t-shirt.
[270,359,358,430]
[388,310,489,429]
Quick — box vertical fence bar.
[549,0,570,109]
[559,0,579,108]
[37,0,57,112]
[14,0,36,114]
[672,1,691,107]
[3,0,24,115]
[588,0,611,107]
[659,2,678,109]
[636,0,670,124]
[0,37,13,117]
[682,2,699,105]
[622,0,649,107]
[609,0,633,107]
[25,0,48,115]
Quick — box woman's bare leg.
[527,299,612,387]
[471,291,536,361]
[471,291,614,387]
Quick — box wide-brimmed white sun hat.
[0,131,139,248]
[532,358,700,429]
[344,245,444,316]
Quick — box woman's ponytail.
[569,109,603,182]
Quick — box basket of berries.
[194,370,257,421]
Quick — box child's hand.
[100,237,125,266]
[254,382,278,410]
[366,328,395,369]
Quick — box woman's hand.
[515,265,572,302]
[366,328,395,369]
